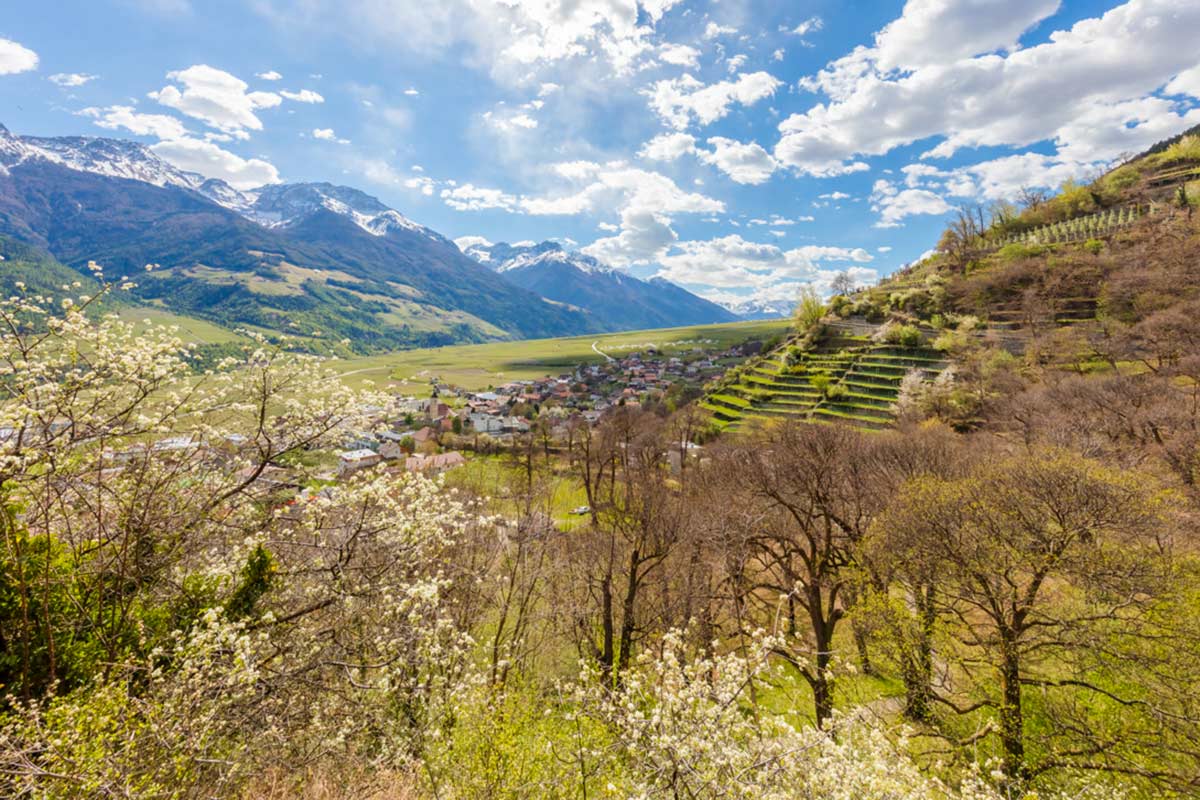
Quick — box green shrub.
[1157,134,1200,166]
[1082,238,1104,255]
[880,323,924,347]
[997,243,1046,261]
[825,384,847,401]
[809,372,832,393]
[829,295,853,317]
[793,287,826,332]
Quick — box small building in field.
[338,448,382,477]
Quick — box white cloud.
[459,162,724,267]
[871,0,1058,72]
[454,235,493,252]
[404,175,435,195]
[441,183,520,211]
[81,105,190,140]
[483,108,538,132]
[258,0,685,82]
[780,0,1200,176]
[698,137,778,184]
[655,234,873,289]
[704,21,736,39]
[870,179,954,228]
[772,48,785,61]
[819,191,850,200]
[645,71,782,129]
[256,70,282,81]
[1165,64,1200,97]
[0,38,38,75]
[748,215,802,227]
[312,127,349,144]
[403,87,420,96]
[50,72,97,87]
[537,82,561,96]
[790,16,823,38]
[150,138,280,189]
[638,131,697,161]
[281,88,324,103]
[726,54,748,74]
[877,246,892,253]
[659,43,701,69]
[149,65,281,137]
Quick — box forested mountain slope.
[463,239,738,330]
[0,124,598,352]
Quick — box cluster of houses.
[327,341,763,481]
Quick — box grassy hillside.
[332,318,792,392]
[701,131,1200,435]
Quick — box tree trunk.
[999,639,1026,787]
[616,548,641,679]
[903,583,936,722]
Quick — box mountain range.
[0,123,741,353]
[460,239,738,331]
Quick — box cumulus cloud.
[483,108,539,133]
[81,105,190,140]
[659,43,701,68]
[312,127,349,144]
[779,0,1200,176]
[698,137,778,184]
[50,72,97,87]
[645,71,782,129]
[870,179,954,228]
[0,38,38,75]
[256,0,683,81]
[704,21,736,39]
[790,16,823,38]
[256,70,282,80]
[441,183,520,211]
[445,161,724,267]
[150,138,280,189]
[397,173,434,195]
[149,65,281,137]
[638,132,697,161]
[654,234,873,289]
[281,88,324,103]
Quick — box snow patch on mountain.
[0,125,442,243]
[248,182,441,241]
[463,240,616,275]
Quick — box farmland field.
[115,306,249,345]
[332,318,793,392]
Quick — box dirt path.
[591,341,615,362]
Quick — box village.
[328,339,762,480]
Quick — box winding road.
[591,341,615,362]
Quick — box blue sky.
[2,0,1199,310]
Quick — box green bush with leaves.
[793,287,826,332]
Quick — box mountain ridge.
[0,123,601,352]
[461,239,739,331]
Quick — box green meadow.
[331,318,792,393]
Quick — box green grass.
[114,306,249,345]
[331,319,792,393]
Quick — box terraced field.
[702,332,949,432]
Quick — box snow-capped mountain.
[0,122,596,349]
[246,182,444,241]
[464,240,612,274]
[715,296,796,320]
[1,123,204,190]
[461,240,738,331]
[0,125,441,243]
